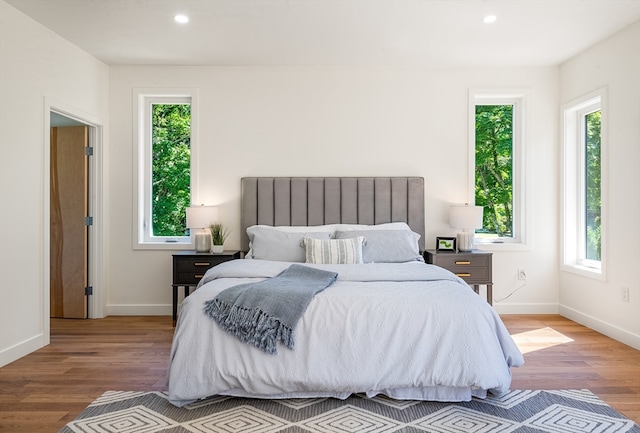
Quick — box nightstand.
[172,250,241,325]
[424,249,493,304]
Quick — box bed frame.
[240,177,425,252]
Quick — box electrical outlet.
[517,268,526,280]
[621,287,629,302]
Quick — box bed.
[167,177,524,407]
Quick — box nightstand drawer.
[175,271,208,285]
[432,254,490,268]
[176,257,226,272]
[444,266,490,284]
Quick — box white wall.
[0,1,109,366]
[559,21,640,349]
[108,65,560,316]
[6,0,635,368]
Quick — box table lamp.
[186,205,218,252]
[449,204,483,252]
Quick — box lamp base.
[194,232,211,252]
[457,231,474,252]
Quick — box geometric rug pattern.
[58,389,640,433]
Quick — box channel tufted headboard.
[240,177,425,252]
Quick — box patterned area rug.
[58,389,639,433]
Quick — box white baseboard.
[559,304,640,350]
[0,332,47,368]
[105,304,172,316]
[493,303,559,315]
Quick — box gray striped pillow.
[303,236,365,264]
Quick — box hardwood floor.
[505,315,640,423]
[0,314,638,432]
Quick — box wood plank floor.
[0,314,638,432]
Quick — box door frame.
[44,98,106,339]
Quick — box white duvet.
[167,260,524,407]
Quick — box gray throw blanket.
[203,264,338,354]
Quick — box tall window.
[135,90,198,247]
[475,104,514,238]
[562,89,606,276]
[470,91,526,245]
[151,102,191,237]
[584,110,602,262]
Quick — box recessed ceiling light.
[174,14,189,24]
[483,15,497,24]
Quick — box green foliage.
[151,103,191,237]
[475,105,513,237]
[210,223,230,245]
[585,110,601,260]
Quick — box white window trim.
[468,89,531,250]
[133,88,199,250]
[561,87,607,280]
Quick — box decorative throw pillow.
[303,236,365,264]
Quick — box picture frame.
[436,236,457,252]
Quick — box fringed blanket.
[204,264,338,354]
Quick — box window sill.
[473,241,532,252]
[133,241,194,251]
[561,263,605,281]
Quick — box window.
[562,89,606,277]
[470,90,527,246]
[584,110,602,262]
[135,89,198,248]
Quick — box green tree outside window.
[475,105,513,238]
[151,103,191,237]
[585,110,601,261]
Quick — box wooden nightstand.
[172,250,241,325]
[424,249,493,304]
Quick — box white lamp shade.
[449,204,483,229]
[186,205,218,229]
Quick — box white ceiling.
[6,0,640,67]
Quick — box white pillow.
[247,226,332,262]
[333,222,413,232]
[303,236,365,264]
[247,224,336,235]
[335,230,423,263]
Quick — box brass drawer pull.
[455,261,471,265]
[194,262,211,266]
[456,273,471,277]
[195,274,205,279]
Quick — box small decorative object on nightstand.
[449,203,483,252]
[425,249,493,304]
[186,205,219,252]
[171,250,241,326]
[210,223,230,254]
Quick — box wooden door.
[50,126,88,319]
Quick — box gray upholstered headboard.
[241,177,425,252]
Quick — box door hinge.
[84,216,93,226]
[85,146,94,156]
[85,286,93,296]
